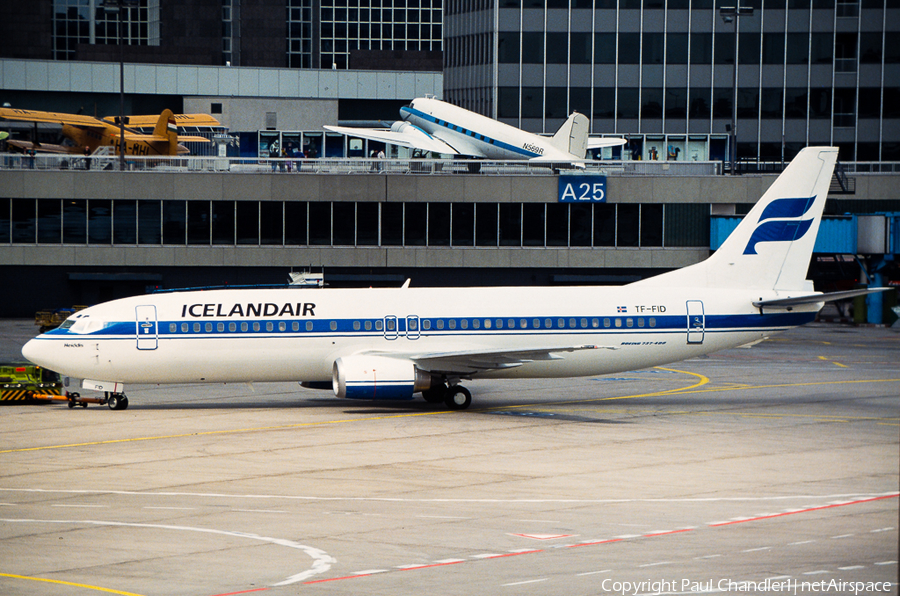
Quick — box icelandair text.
[181,303,316,318]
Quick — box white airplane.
[21,147,887,411]
[324,96,626,163]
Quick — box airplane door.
[406,315,419,340]
[686,300,705,344]
[136,305,158,350]
[383,315,398,340]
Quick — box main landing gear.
[421,382,472,411]
[62,391,129,410]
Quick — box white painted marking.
[396,564,430,569]
[577,570,611,576]
[742,547,772,552]
[614,534,640,539]
[838,566,865,570]
[871,527,895,533]
[767,576,792,581]
[789,540,816,545]
[416,515,471,519]
[502,578,549,587]
[875,561,898,566]
[515,519,560,523]
[802,570,830,575]
[472,553,504,559]
[353,569,388,575]
[51,504,104,508]
[433,559,466,564]
[694,554,722,559]
[144,506,196,511]
[233,509,287,514]
[0,517,334,586]
[831,534,854,539]
[639,561,672,567]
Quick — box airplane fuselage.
[23,285,815,388]
[401,97,577,161]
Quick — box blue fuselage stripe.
[401,106,539,158]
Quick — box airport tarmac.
[0,318,897,596]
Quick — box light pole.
[719,5,753,175]
[103,0,139,171]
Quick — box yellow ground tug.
[0,363,63,404]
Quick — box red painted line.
[644,528,694,538]
[484,549,544,559]
[399,560,466,571]
[304,574,371,584]
[708,494,899,527]
[567,538,624,548]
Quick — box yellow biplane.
[0,108,218,156]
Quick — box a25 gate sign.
[558,175,607,203]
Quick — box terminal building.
[0,1,897,322]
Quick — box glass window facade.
[445,2,898,162]
[0,199,711,250]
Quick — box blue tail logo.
[743,196,816,255]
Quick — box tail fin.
[550,112,589,159]
[153,109,178,155]
[633,147,839,291]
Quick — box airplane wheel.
[80,402,87,408]
[444,386,471,411]
[119,396,129,410]
[422,384,447,403]
[107,394,119,410]
[67,400,76,409]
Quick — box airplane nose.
[22,337,51,369]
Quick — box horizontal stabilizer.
[587,137,628,150]
[752,287,891,309]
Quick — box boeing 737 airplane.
[21,147,887,411]
[324,96,626,163]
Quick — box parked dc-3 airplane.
[325,96,626,163]
[22,147,886,411]
[0,108,214,156]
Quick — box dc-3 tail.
[634,146,839,292]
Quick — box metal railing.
[0,153,722,176]
[3,153,898,176]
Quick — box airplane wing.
[103,113,222,128]
[0,107,107,130]
[324,123,460,156]
[587,137,628,150]
[123,133,210,143]
[364,344,614,376]
[6,139,78,154]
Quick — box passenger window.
[422,320,431,330]
[253,322,260,332]
[461,319,468,329]
[169,323,176,333]
[532,319,539,328]
[205,322,212,332]
[580,318,588,328]
[544,318,552,328]
[229,322,236,332]
[449,320,457,329]
[615,319,622,328]
[387,319,396,331]
[483,319,490,329]
[217,323,224,332]
[376,320,383,331]
[194,322,200,332]
[409,319,418,330]
[603,318,610,328]
[306,321,313,331]
[279,322,286,332]
[626,318,633,328]
[364,320,372,331]
[292,322,299,331]
[241,322,248,332]
[265,322,273,332]
[557,318,565,328]
[353,321,361,331]
[649,317,656,327]
[436,319,444,329]
[637,318,644,328]
[181,322,188,332]
[330,321,337,331]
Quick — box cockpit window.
[59,319,75,329]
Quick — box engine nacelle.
[332,355,432,400]
[390,121,413,134]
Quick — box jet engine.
[332,355,433,400]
